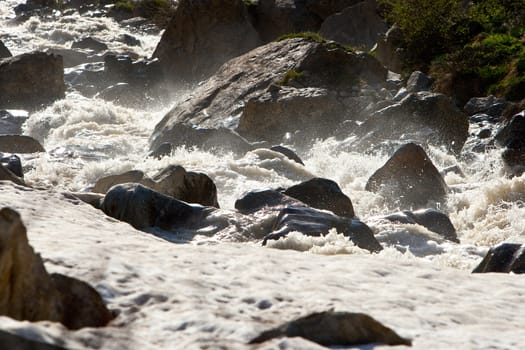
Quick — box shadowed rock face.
[249,311,411,346]
[284,178,355,217]
[0,207,113,329]
[0,52,65,110]
[153,0,261,84]
[365,143,448,209]
[473,243,525,274]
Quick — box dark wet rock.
[153,0,261,84]
[464,95,507,117]
[495,111,525,176]
[0,207,113,329]
[357,92,468,154]
[101,183,218,231]
[270,145,304,165]
[149,142,173,159]
[440,164,465,178]
[71,37,108,52]
[253,0,321,42]
[235,189,304,215]
[0,163,25,186]
[118,33,141,47]
[0,329,67,350]
[150,38,387,152]
[263,206,382,253]
[382,208,458,242]
[0,154,23,178]
[472,243,525,274]
[365,143,448,208]
[44,48,91,68]
[406,71,433,93]
[0,52,65,110]
[284,178,355,217]
[319,0,387,50]
[94,165,219,207]
[249,311,411,346]
[0,40,12,59]
[0,135,45,153]
[0,109,29,135]
[68,191,105,209]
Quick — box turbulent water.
[2,0,524,271]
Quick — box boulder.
[150,38,387,151]
[270,145,304,165]
[463,95,507,117]
[100,183,218,231]
[382,208,458,242]
[0,40,11,59]
[305,0,362,20]
[71,37,108,52]
[94,165,219,207]
[0,109,29,135]
[0,154,23,177]
[319,0,387,50]
[0,207,113,329]
[495,111,525,176]
[152,0,261,84]
[252,0,321,42]
[406,71,433,93]
[250,310,411,346]
[472,243,525,274]
[0,163,25,186]
[283,178,355,217]
[235,189,303,215]
[365,143,448,208]
[357,92,469,154]
[374,25,403,73]
[0,52,65,110]
[263,206,382,252]
[0,135,45,153]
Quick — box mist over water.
[2,0,524,270]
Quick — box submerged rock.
[381,208,458,242]
[0,52,65,110]
[473,243,525,274]
[249,311,411,346]
[270,145,304,165]
[365,143,448,208]
[284,178,355,217]
[0,207,113,329]
[263,206,382,253]
[0,162,25,186]
[0,40,11,59]
[0,154,23,178]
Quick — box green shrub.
[276,32,325,43]
[278,70,303,86]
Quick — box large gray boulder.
[150,38,387,151]
[365,143,448,209]
[0,52,65,110]
[357,92,469,154]
[319,0,387,50]
[0,207,113,329]
[305,0,362,19]
[152,0,261,84]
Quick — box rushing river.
[1,0,524,271]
